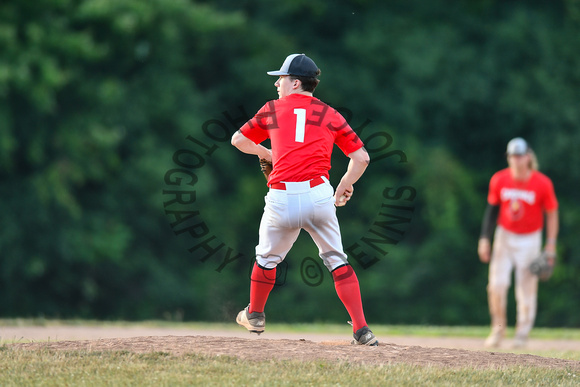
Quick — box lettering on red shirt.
[487,169,558,234]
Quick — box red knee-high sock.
[332,265,367,332]
[249,263,276,313]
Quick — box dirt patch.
[5,328,580,370]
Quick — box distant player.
[478,138,559,348]
[230,53,378,345]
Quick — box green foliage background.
[1,0,579,326]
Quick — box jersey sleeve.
[328,109,364,155]
[239,102,273,144]
[542,176,559,211]
[487,173,500,205]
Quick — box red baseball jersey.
[487,168,558,234]
[240,94,364,184]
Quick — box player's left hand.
[529,250,556,281]
[544,242,556,262]
[258,149,272,163]
[259,158,273,180]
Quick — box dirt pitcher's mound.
[9,335,580,370]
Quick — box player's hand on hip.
[478,238,491,263]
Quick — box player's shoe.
[484,328,505,348]
[236,305,265,334]
[351,326,379,346]
[512,333,528,349]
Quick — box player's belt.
[269,176,325,190]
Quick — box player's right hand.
[478,238,491,263]
[334,185,353,207]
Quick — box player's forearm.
[231,130,270,160]
[545,210,559,246]
[339,148,370,186]
[480,204,499,241]
[339,159,367,187]
[238,142,270,160]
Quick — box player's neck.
[510,168,532,181]
[289,90,313,97]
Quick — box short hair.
[290,69,321,93]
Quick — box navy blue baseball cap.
[267,54,319,77]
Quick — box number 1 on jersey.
[294,108,306,143]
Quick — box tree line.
[1,0,578,326]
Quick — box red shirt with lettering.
[240,94,364,184]
[487,168,558,234]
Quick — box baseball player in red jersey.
[478,138,559,348]
[231,53,378,345]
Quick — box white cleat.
[236,305,265,334]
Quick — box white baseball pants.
[488,226,542,338]
[255,177,348,271]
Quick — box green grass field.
[1,320,579,386]
[1,350,578,386]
